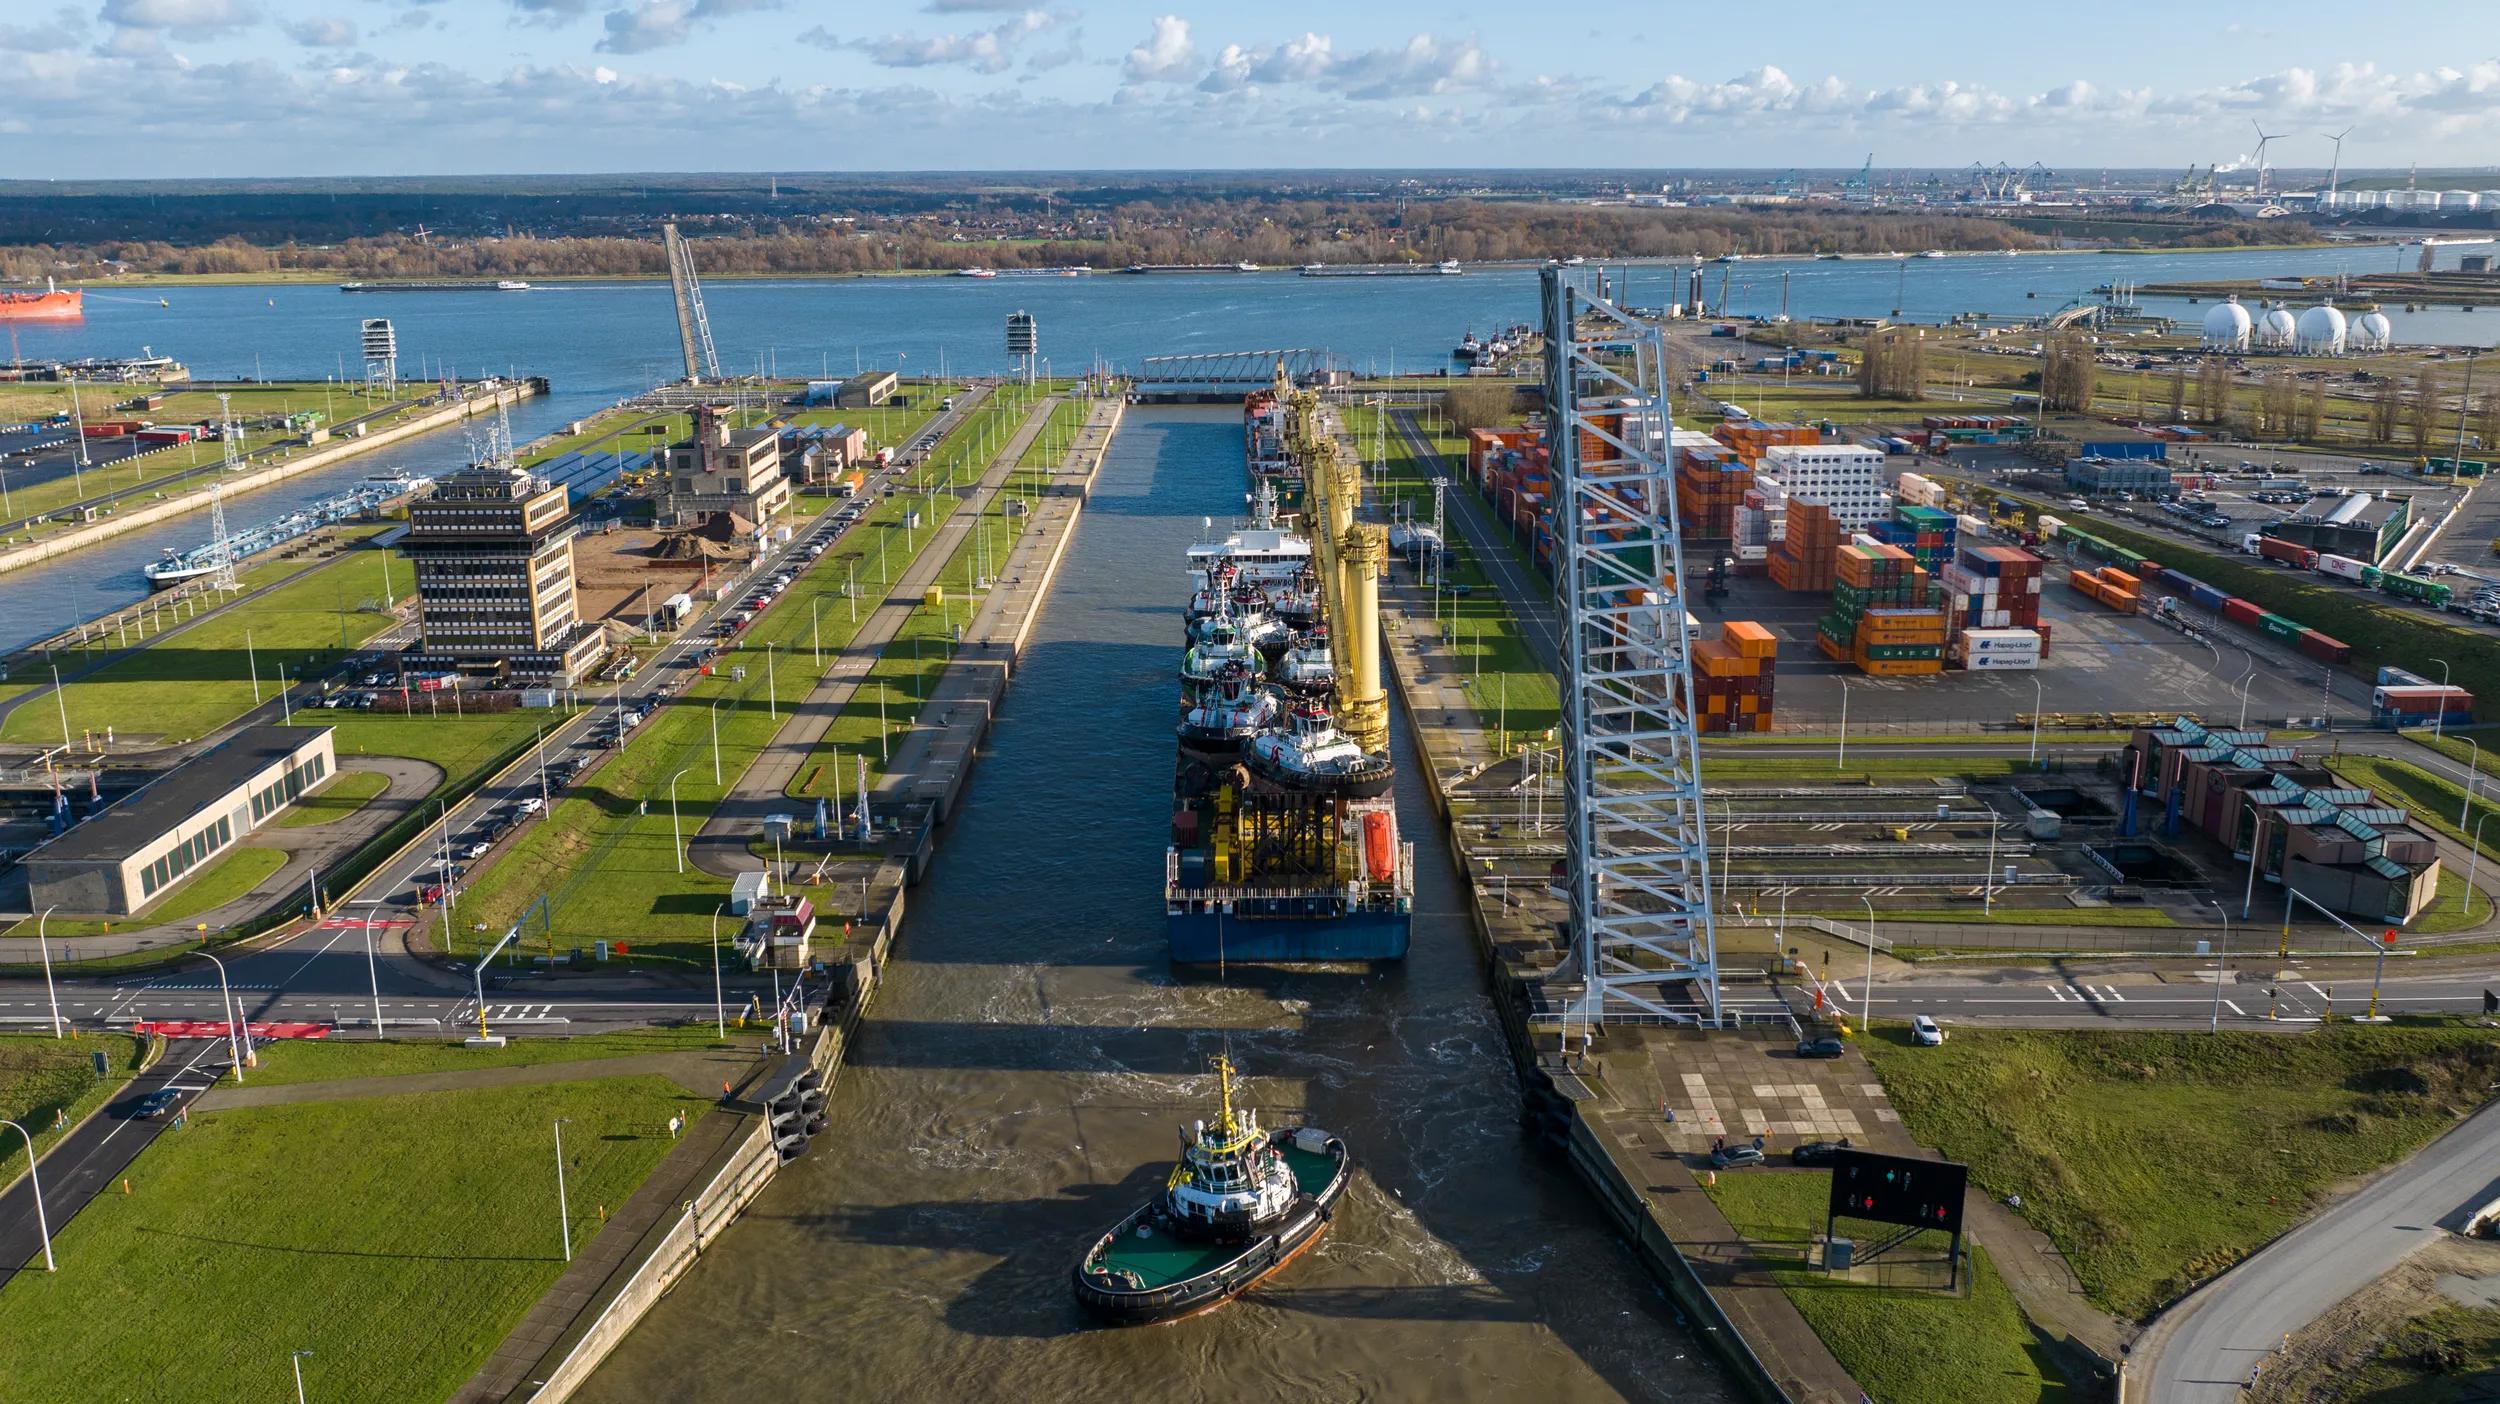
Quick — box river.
[12,242,2494,650]
[564,407,1723,1404]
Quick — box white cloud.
[818,9,1067,75]
[0,9,88,51]
[1122,14,1192,83]
[922,0,1031,9]
[285,14,357,46]
[510,0,591,19]
[1179,28,1492,100]
[97,0,257,34]
[596,0,775,53]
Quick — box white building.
[1759,443,1888,530]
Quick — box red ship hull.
[0,289,83,321]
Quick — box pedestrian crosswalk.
[448,1002,569,1023]
[2044,983,2127,1003]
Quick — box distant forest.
[0,185,2308,282]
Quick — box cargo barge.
[144,472,430,588]
[1167,375,1413,964]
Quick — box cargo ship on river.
[1167,373,1412,963]
[144,472,430,588]
[0,280,83,321]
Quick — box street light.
[193,952,245,1083]
[710,902,727,1038]
[767,642,778,721]
[709,699,725,784]
[1836,680,1851,772]
[665,767,694,874]
[2236,661,2257,730]
[1859,894,1878,1032]
[2465,811,2498,930]
[35,905,62,1038]
[2208,902,2231,1034]
[552,1117,574,1263]
[2027,676,2043,763]
[291,1350,313,1404]
[354,900,386,1039]
[2432,658,2453,739]
[1,1119,54,1270]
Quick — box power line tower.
[1540,265,1720,1027]
[661,222,721,383]
[207,393,240,591]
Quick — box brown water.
[573,408,1728,1404]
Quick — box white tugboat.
[1073,1055,1349,1325]
[1272,628,1335,697]
[1244,696,1396,799]
[1177,665,1281,755]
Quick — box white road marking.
[2224,1000,2246,1016]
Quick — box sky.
[3,0,2497,178]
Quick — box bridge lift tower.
[1540,265,1721,1026]
[661,222,722,383]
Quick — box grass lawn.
[267,768,391,828]
[1703,1169,2067,1403]
[1862,1025,2500,1321]
[242,1026,759,1085]
[318,707,561,789]
[0,1032,146,1183]
[2331,1304,2500,1400]
[0,1074,709,1404]
[0,548,398,745]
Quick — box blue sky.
[4,0,2497,177]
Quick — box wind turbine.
[2324,127,2353,200]
[2250,120,2281,202]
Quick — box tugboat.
[1177,665,1281,756]
[1244,697,1396,799]
[1272,627,1334,697]
[1073,1055,1350,1325]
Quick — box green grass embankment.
[0,1032,146,1182]
[1862,1026,2500,1321]
[1703,1170,2067,1403]
[241,1026,753,1085]
[0,1072,709,1403]
[267,768,391,828]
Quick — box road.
[0,1038,227,1286]
[1804,965,2500,1027]
[2135,1098,2500,1400]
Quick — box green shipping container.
[2257,615,2301,640]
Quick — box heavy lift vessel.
[1165,369,1414,962]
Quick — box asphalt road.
[1808,965,2500,1027]
[2135,1098,2500,1400]
[0,1038,228,1284]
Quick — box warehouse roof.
[28,724,331,865]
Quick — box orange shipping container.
[1722,620,1778,658]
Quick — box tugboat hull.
[1073,1131,1350,1324]
[1165,905,1411,962]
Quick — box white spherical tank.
[2201,299,2253,351]
[2296,304,2348,355]
[2352,310,2394,351]
[2258,307,2298,348]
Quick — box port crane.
[661,222,722,383]
[1541,266,1720,1026]
[1840,154,1874,201]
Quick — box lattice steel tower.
[662,222,722,383]
[1541,266,1720,1025]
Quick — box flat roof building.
[401,462,607,686]
[832,371,899,408]
[2263,492,2411,565]
[23,724,336,916]
[657,404,793,527]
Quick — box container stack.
[2373,667,2475,729]
[1948,628,2043,671]
[1732,485,1782,566]
[1867,504,1959,574]
[1689,620,1780,732]
[1711,420,1823,467]
[2068,566,2140,612]
[1818,543,1946,675]
[1673,445,1750,541]
[1939,545,2046,633]
[1767,500,1840,593]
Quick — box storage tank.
[2258,306,2298,349]
[2295,304,2348,355]
[2351,309,2394,351]
[2201,298,2253,351]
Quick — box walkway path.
[2136,1098,2500,1401]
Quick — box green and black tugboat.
[1072,1055,1349,1325]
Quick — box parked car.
[1709,1144,1766,1169]
[1791,1138,1853,1167]
[1911,1014,1946,1046]
[464,840,492,860]
[1795,1035,1847,1060]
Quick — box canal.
[570,407,1725,1403]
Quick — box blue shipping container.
[2378,666,2431,687]
[2188,583,2230,612]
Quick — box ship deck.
[1092,1141,1340,1286]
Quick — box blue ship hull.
[1166,903,1411,963]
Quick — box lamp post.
[35,905,62,1038]
[355,900,385,1039]
[668,768,690,875]
[1,1119,53,1270]
[291,1351,313,1404]
[2465,811,2497,930]
[2208,902,2231,1034]
[767,642,778,722]
[811,596,821,668]
[193,952,244,1083]
[709,699,724,784]
[710,902,727,1038]
[2027,676,2043,763]
[1836,680,1851,772]
[2433,658,2453,739]
[553,1118,574,1263]
[1859,894,1878,1032]
[2236,662,2257,730]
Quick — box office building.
[401,461,606,685]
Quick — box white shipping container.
[1957,514,1988,538]
[1961,628,2042,650]
[2317,554,2370,582]
[1964,653,2040,670]
[2038,514,2066,538]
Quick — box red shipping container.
[2222,599,2262,626]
